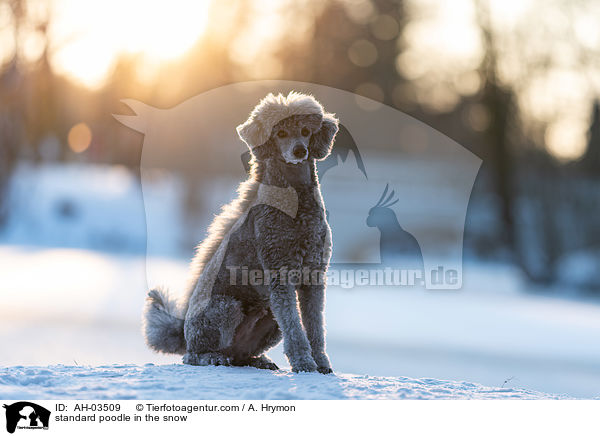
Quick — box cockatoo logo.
[114,80,481,289]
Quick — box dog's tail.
[143,288,186,355]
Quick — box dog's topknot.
[237,91,327,149]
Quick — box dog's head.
[237,92,339,165]
[259,113,338,164]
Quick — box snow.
[2,163,149,254]
[2,162,600,400]
[0,364,570,400]
[556,249,600,290]
[1,245,600,399]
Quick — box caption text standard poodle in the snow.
[143,92,339,373]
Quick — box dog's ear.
[237,118,266,150]
[310,113,339,160]
[251,139,275,161]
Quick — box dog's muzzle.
[293,144,308,159]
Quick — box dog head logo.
[114,80,481,289]
[3,402,50,434]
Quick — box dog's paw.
[290,355,318,373]
[313,352,332,371]
[261,361,280,371]
[312,352,333,374]
[317,366,333,374]
[240,355,280,371]
[183,352,231,367]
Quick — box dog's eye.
[301,127,310,137]
[277,130,287,138]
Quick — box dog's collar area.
[256,183,299,218]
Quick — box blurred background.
[1,0,600,398]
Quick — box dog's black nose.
[293,144,307,158]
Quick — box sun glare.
[49,0,211,89]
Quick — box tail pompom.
[143,288,186,355]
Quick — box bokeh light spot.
[348,39,378,67]
[68,122,92,153]
[545,118,587,161]
[371,14,399,41]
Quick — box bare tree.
[474,0,516,251]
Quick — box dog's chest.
[296,189,325,226]
[293,186,328,257]
[251,182,330,265]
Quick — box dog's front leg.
[269,278,317,372]
[298,279,332,374]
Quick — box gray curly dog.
[143,92,339,373]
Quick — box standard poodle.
[143,91,339,373]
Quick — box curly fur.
[237,91,325,149]
[143,288,185,354]
[143,91,339,373]
[180,177,260,316]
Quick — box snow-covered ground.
[1,245,599,399]
[1,163,600,400]
[0,364,570,400]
